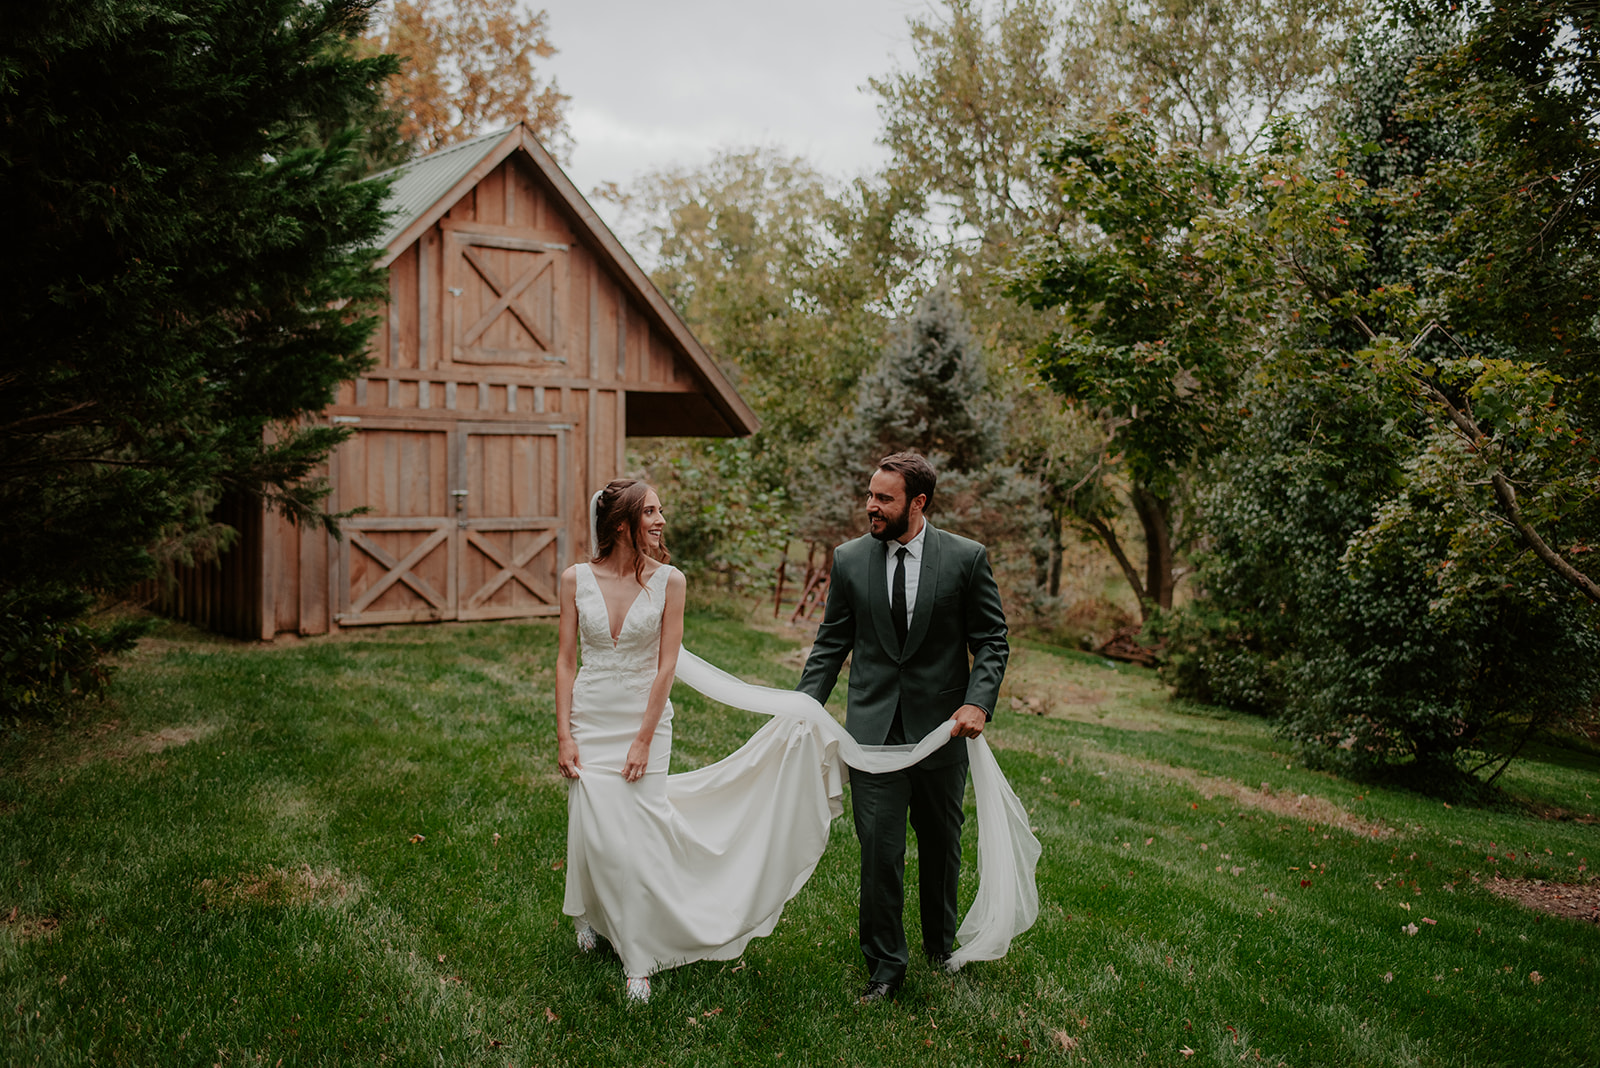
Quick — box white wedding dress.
[562,561,1040,980]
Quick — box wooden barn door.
[455,423,568,620]
[335,424,456,626]
[445,223,568,366]
[333,420,568,627]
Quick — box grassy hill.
[1,608,1595,1066]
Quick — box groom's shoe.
[926,949,956,973]
[857,980,900,1004]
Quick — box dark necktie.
[892,546,909,649]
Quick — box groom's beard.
[868,506,910,542]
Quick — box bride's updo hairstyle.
[591,478,670,587]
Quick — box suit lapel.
[900,524,940,661]
[866,536,901,658]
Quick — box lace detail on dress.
[574,563,672,686]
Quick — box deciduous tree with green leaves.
[1006,116,1269,618]
[869,0,1362,617]
[1156,3,1600,783]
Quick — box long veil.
[673,648,1041,968]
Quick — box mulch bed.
[1096,625,1161,666]
[1485,875,1600,924]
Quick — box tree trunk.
[1047,514,1064,597]
[1083,514,1151,621]
[1130,485,1174,611]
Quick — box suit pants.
[849,709,968,985]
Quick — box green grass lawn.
[1,611,1597,1067]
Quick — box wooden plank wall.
[137,492,264,639]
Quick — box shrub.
[0,584,147,720]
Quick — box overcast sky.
[542,0,927,226]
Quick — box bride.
[555,479,1038,1003]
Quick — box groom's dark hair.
[877,452,936,512]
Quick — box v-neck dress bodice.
[574,562,672,684]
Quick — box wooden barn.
[155,123,757,639]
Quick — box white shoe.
[575,919,597,953]
[625,976,651,1003]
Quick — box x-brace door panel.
[455,422,568,620]
[336,425,457,626]
[446,227,568,366]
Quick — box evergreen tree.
[852,281,1000,473]
[803,283,1007,544]
[0,0,398,715]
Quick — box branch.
[0,400,99,436]
[1489,470,1600,605]
[1413,373,1600,606]
[1082,513,1150,607]
[1483,714,1543,788]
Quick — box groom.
[798,451,1009,1003]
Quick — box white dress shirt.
[884,520,927,632]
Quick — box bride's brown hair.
[591,478,670,587]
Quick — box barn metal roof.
[370,128,512,249]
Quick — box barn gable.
[366,124,757,438]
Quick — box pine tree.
[0,0,398,715]
[853,281,1000,472]
[803,283,1003,542]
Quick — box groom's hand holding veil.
[951,704,987,739]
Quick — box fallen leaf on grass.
[543,1007,558,1022]
[1383,972,1394,983]
[1052,1032,1079,1051]
[1421,917,1437,925]
[1403,923,1419,936]
[551,860,564,871]
[408,834,425,844]
[702,1008,723,1017]
[1181,1046,1196,1057]
[1529,971,1544,985]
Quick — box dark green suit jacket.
[798,524,1009,767]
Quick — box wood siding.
[139,493,264,640]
